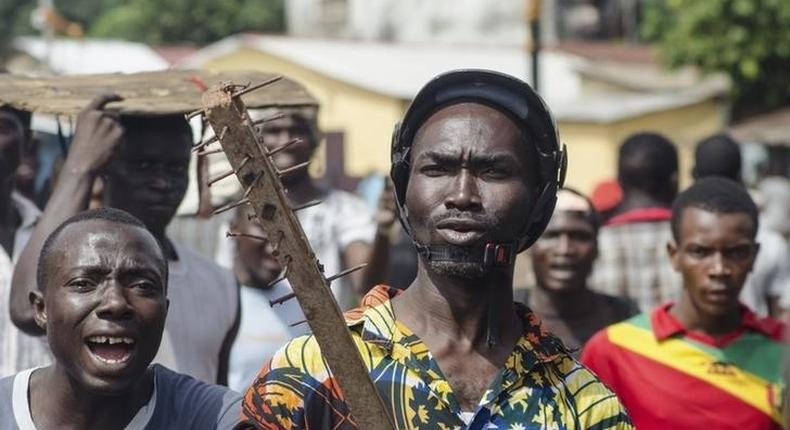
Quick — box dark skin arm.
[347,179,397,297]
[10,94,124,334]
[216,282,241,386]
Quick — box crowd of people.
[0,67,787,429]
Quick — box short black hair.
[37,208,169,291]
[671,177,759,241]
[0,105,32,130]
[119,114,193,146]
[618,132,678,196]
[692,133,741,181]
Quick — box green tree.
[0,0,284,60]
[642,0,790,119]
[89,0,285,45]
[0,1,37,62]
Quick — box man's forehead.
[419,102,516,129]
[253,107,316,128]
[0,110,24,128]
[412,102,524,154]
[120,131,192,157]
[546,210,595,230]
[679,207,755,239]
[55,221,161,260]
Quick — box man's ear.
[667,240,680,271]
[30,290,47,331]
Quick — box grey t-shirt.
[0,364,242,429]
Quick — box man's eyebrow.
[416,150,518,164]
[65,266,110,275]
[118,264,164,279]
[64,264,162,278]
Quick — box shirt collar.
[11,192,40,230]
[350,285,567,367]
[606,206,672,226]
[651,302,785,342]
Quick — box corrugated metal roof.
[12,37,169,75]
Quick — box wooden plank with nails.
[201,82,395,430]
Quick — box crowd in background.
[0,82,788,428]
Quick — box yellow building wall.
[559,99,728,194]
[200,47,727,193]
[199,47,401,178]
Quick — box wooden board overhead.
[0,70,317,116]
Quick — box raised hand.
[65,93,125,175]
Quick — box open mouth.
[549,262,577,272]
[85,336,136,365]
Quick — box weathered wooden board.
[202,82,394,430]
[0,70,316,115]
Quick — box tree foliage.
[0,0,37,62]
[89,0,285,45]
[642,0,790,119]
[1,0,284,59]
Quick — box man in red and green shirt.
[582,177,786,430]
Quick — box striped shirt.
[581,304,785,430]
[241,286,633,429]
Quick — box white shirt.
[153,241,239,384]
[740,227,790,316]
[228,286,293,392]
[0,193,51,377]
[216,188,375,320]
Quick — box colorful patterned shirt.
[241,286,633,429]
[581,304,786,430]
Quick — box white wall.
[287,0,538,45]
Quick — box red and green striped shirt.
[581,304,785,430]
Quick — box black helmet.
[390,69,567,260]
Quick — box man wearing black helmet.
[239,70,632,429]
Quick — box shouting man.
[0,208,241,429]
[583,177,785,430]
[11,95,239,385]
[240,70,632,429]
[528,188,636,356]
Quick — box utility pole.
[526,0,542,92]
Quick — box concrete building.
[285,0,641,45]
[182,34,728,196]
[6,36,169,75]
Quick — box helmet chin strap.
[414,241,516,349]
[414,242,516,267]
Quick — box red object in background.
[591,179,622,213]
[605,207,672,226]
